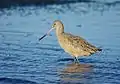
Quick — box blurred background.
[0,0,120,84]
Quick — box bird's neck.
[56,26,64,37]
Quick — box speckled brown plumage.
[52,20,101,58]
[39,20,102,63]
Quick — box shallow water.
[0,1,120,84]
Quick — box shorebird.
[39,20,102,63]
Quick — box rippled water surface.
[0,1,120,84]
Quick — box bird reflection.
[59,63,93,83]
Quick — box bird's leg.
[73,57,77,63]
[74,57,79,64]
[73,57,79,64]
[76,57,80,64]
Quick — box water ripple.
[0,77,38,84]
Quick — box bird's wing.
[64,33,98,54]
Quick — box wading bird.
[39,20,102,63]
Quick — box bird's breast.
[57,34,91,57]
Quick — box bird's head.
[52,20,63,29]
[39,20,64,41]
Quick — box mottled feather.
[57,33,100,57]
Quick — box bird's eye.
[54,23,56,26]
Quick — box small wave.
[0,77,38,84]
[104,1,120,6]
[57,57,104,63]
[0,0,95,8]
[1,0,120,8]
[0,30,33,37]
[36,46,63,52]
[57,58,74,62]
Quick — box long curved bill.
[39,28,54,41]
